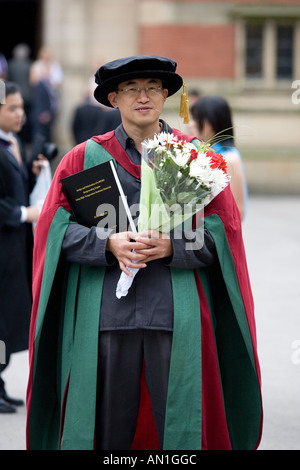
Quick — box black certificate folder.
[61,160,136,232]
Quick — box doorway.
[0,0,42,61]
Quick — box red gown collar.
[91,128,197,181]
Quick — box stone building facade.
[1,0,299,192]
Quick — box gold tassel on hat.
[179,82,190,124]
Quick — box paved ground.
[242,195,300,450]
[1,195,300,450]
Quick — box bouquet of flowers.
[116,132,230,298]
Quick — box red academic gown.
[26,130,263,450]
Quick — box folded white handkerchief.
[116,266,139,299]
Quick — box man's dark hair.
[0,81,22,106]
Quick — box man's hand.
[26,205,40,222]
[134,230,173,263]
[32,154,48,176]
[106,231,149,277]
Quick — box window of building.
[245,24,263,78]
[276,25,294,80]
[244,21,296,85]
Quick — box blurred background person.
[0,52,8,80]
[8,43,33,144]
[0,82,44,413]
[191,95,248,220]
[71,75,121,145]
[29,46,63,145]
[188,88,202,107]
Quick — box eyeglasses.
[117,85,163,97]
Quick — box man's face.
[107,78,168,130]
[0,92,24,134]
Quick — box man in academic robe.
[26,56,263,450]
[0,82,43,413]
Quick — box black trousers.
[95,329,173,450]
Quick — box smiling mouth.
[135,106,153,112]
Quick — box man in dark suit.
[72,92,121,145]
[0,82,43,413]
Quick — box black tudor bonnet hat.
[94,55,183,107]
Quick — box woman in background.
[191,95,248,221]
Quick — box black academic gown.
[0,138,34,355]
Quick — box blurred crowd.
[1,44,122,156]
[1,45,62,150]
